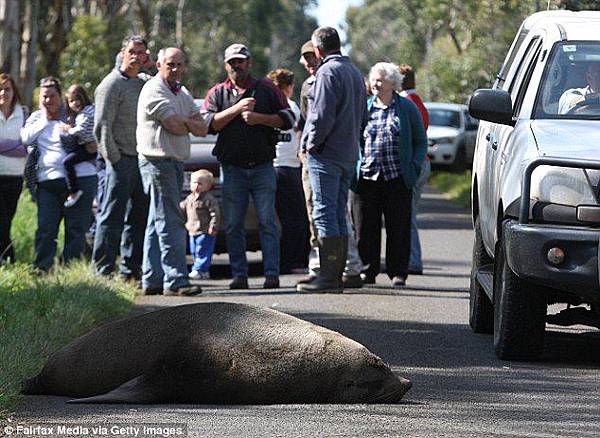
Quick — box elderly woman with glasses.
[21,77,97,271]
[351,62,427,288]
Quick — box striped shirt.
[0,104,25,175]
[68,104,96,144]
[361,105,403,181]
[136,75,198,162]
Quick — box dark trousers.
[0,176,23,263]
[352,176,412,279]
[63,149,96,194]
[275,166,310,272]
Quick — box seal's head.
[333,349,412,403]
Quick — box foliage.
[0,261,136,416]
[59,15,110,93]
[429,170,472,208]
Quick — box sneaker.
[263,275,280,289]
[360,273,377,284]
[64,190,84,208]
[229,276,249,290]
[189,270,201,279]
[342,274,363,289]
[164,284,203,296]
[391,276,406,288]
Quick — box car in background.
[424,102,479,170]
[182,100,261,254]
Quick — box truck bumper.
[504,221,599,296]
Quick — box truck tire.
[469,217,494,333]
[493,233,546,360]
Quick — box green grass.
[429,170,472,208]
[0,261,137,418]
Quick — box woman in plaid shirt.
[351,62,427,288]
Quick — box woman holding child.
[21,77,97,271]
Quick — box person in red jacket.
[399,64,430,275]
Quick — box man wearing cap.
[297,27,367,294]
[202,43,295,290]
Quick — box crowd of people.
[0,26,431,295]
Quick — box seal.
[21,302,411,404]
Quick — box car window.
[534,41,600,119]
[509,37,541,102]
[428,109,461,128]
[513,40,543,118]
[496,28,529,90]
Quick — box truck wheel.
[469,217,494,333]
[493,235,546,360]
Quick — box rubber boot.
[296,236,344,293]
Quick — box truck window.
[513,41,543,118]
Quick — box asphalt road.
[8,188,600,438]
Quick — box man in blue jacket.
[297,27,367,293]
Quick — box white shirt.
[0,105,25,176]
[21,111,96,182]
[558,85,596,114]
[273,99,301,168]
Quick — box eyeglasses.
[39,76,61,88]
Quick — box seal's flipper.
[67,374,171,404]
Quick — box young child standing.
[180,169,221,279]
[59,84,96,207]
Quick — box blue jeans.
[307,154,355,237]
[92,155,148,276]
[221,162,279,278]
[190,233,216,272]
[409,159,431,271]
[139,157,189,290]
[35,176,97,271]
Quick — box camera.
[270,129,291,145]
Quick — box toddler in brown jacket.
[180,169,221,279]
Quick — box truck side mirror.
[469,89,514,126]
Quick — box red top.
[404,93,429,131]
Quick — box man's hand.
[241,110,260,125]
[208,226,218,237]
[236,97,256,113]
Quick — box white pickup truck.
[468,10,600,360]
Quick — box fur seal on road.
[21,302,411,404]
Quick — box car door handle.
[486,133,498,150]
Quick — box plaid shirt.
[361,105,402,181]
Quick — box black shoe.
[391,276,406,288]
[408,269,423,275]
[296,273,317,284]
[164,285,203,296]
[229,276,249,290]
[143,287,162,295]
[263,275,280,289]
[342,274,363,289]
[360,273,376,284]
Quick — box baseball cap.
[224,44,251,63]
[299,41,315,62]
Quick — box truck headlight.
[531,166,598,206]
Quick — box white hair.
[369,62,404,91]
[157,47,187,64]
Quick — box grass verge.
[0,261,137,418]
[429,170,472,208]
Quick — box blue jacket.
[301,54,367,163]
[362,94,427,189]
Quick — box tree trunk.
[20,0,39,109]
[0,0,21,74]
[176,0,186,48]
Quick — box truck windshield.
[428,109,461,128]
[535,42,600,119]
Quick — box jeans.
[35,176,97,271]
[352,176,412,279]
[0,176,23,263]
[409,159,431,271]
[190,233,216,272]
[62,149,96,194]
[306,154,355,237]
[139,157,189,290]
[275,166,309,272]
[92,155,148,277]
[221,162,279,278]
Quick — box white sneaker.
[189,270,201,279]
[64,190,83,208]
